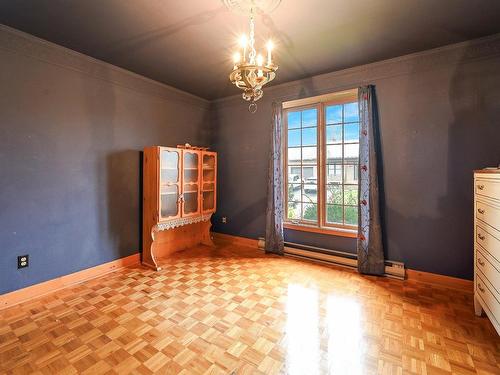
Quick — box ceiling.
[1,0,500,100]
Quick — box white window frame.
[282,88,359,237]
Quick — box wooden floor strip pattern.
[0,242,499,374]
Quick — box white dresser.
[474,170,500,334]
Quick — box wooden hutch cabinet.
[142,145,217,270]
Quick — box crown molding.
[1,22,499,111]
[213,32,500,107]
[0,24,210,110]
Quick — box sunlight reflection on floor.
[327,295,363,374]
[285,283,364,374]
[286,284,320,375]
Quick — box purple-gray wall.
[211,35,500,279]
[0,27,210,294]
[1,25,499,296]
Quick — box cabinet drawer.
[476,201,500,232]
[477,225,500,262]
[476,179,500,202]
[476,247,500,296]
[476,274,500,326]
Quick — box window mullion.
[319,103,325,229]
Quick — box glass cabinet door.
[159,148,180,220]
[202,152,216,213]
[182,150,200,216]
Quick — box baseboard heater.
[257,238,405,280]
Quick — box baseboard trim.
[0,253,140,310]
[406,269,473,292]
[212,232,260,248]
[213,232,473,292]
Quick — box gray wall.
[0,26,210,294]
[211,35,500,279]
[1,25,499,296]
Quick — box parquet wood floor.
[1,241,499,375]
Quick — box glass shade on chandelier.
[229,12,278,113]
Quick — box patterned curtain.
[265,102,285,255]
[357,86,385,275]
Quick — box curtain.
[265,102,285,255]
[357,85,385,275]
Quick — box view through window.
[284,90,359,232]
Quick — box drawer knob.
[477,185,485,190]
[478,234,485,241]
[478,283,485,293]
[478,208,485,214]
[478,258,485,266]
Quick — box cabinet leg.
[201,217,215,247]
[142,226,161,271]
[474,295,483,316]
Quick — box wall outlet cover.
[17,254,29,269]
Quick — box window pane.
[288,111,301,129]
[302,166,316,181]
[344,102,359,122]
[326,184,342,204]
[326,125,342,144]
[344,206,358,225]
[302,127,317,146]
[344,143,359,161]
[288,147,301,164]
[288,129,301,147]
[302,203,318,221]
[327,164,343,183]
[288,166,301,182]
[326,204,343,224]
[302,146,317,165]
[288,184,301,202]
[344,165,358,185]
[326,105,342,124]
[288,202,301,220]
[302,108,317,127]
[302,184,317,203]
[326,145,342,164]
[344,185,358,205]
[344,123,359,143]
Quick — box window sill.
[283,223,358,238]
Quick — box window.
[283,89,359,236]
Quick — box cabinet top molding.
[176,143,210,151]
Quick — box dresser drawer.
[477,225,500,261]
[476,179,500,202]
[476,247,500,296]
[476,274,500,327]
[476,200,500,232]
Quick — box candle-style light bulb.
[266,40,274,66]
[233,52,241,65]
[256,54,264,66]
[256,54,264,78]
[239,35,247,62]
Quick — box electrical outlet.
[18,255,29,269]
[222,217,227,224]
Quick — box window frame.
[282,89,359,238]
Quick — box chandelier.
[223,0,281,113]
